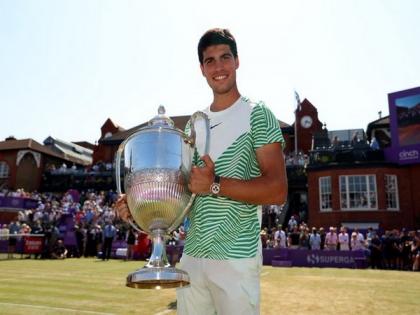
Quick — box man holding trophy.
[116,28,287,315]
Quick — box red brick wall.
[307,164,420,230]
[0,151,17,189]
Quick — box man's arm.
[188,142,287,205]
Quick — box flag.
[294,91,301,111]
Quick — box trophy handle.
[168,111,210,232]
[187,111,210,157]
[115,144,124,196]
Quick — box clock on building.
[300,115,313,128]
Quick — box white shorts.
[176,254,261,315]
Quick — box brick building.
[0,137,93,192]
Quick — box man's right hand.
[115,194,132,222]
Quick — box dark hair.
[197,28,237,65]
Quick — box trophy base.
[126,267,190,289]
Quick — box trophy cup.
[115,106,209,289]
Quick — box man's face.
[200,44,239,95]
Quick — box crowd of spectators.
[260,215,420,271]
[1,188,419,271]
[0,188,127,260]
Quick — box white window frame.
[339,175,378,210]
[0,161,10,179]
[385,174,399,211]
[319,176,332,211]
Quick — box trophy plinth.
[115,106,209,289]
[126,228,189,289]
[127,268,190,289]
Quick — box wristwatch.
[210,175,221,196]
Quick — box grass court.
[0,256,419,315]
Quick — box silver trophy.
[115,106,209,289]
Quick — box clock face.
[300,115,313,128]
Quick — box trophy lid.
[148,106,175,128]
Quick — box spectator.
[51,239,68,259]
[325,227,338,250]
[411,233,419,271]
[0,224,9,241]
[319,227,326,250]
[399,229,412,270]
[260,228,268,249]
[351,232,366,251]
[8,221,20,259]
[102,220,117,260]
[288,215,298,231]
[370,136,380,150]
[309,227,321,250]
[288,226,300,249]
[369,233,383,269]
[126,227,137,261]
[299,227,310,249]
[338,227,350,251]
[274,225,287,249]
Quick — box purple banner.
[387,86,420,165]
[0,197,39,209]
[263,248,367,268]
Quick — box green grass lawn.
[0,256,419,315]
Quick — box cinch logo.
[399,149,419,161]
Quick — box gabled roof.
[73,141,96,151]
[366,115,390,129]
[43,137,93,165]
[0,139,64,160]
[0,138,94,166]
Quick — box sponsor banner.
[23,236,44,254]
[263,248,366,268]
[388,86,420,165]
[0,197,39,209]
[384,146,420,165]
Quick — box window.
[339,175,377,210]
[319,176,332,211]
[385,175,399,210]
[0,161,10,178]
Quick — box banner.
[0,197,39,210]
[23,236,44,254]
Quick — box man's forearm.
[218,174,287,205]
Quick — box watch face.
[300,115,313,128]
[211,183,221,195]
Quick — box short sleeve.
[250,102,285,150]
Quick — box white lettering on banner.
[25,239,42,250]
[399,149,419,161]
[306,254,355,265]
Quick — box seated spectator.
[51,239,68,259]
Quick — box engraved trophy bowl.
[115,106,209,289]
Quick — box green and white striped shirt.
[184,96,284,259]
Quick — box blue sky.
[1,0,419,144]
[396,94,420,108]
